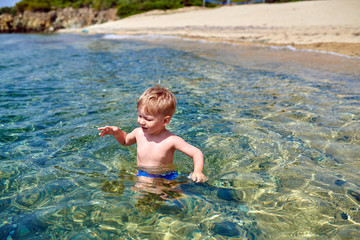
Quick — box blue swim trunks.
[137,170,179,180]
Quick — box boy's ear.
[163,116,171,126]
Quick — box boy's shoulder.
[164,130,186,143]
[132,127,143,135]
[127,127,143,138]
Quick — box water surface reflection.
[0,33,359,239]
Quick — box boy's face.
[137,107,170,135]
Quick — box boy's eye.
[139,115,152,121]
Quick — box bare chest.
[136,135,175,166]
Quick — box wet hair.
[137,85,177,117]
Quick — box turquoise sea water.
[0,33,360,239]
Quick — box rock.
[0,7,119,33]
[335,179,346,186]
[348,190,360,203]
[0,224,14,240]
[212,221,241,237]
[0,14,13,32]
[217,188,237,201]
[69,232,96,240]
[157,204,183,215]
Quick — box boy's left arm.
[174,137,207,183]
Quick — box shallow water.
[0,33,359,239]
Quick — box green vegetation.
[13,0,117,12]
[0,0,206,17]
[0,6,17,15]
[0,0,306,18]
[9,0,204,13]
[117,0,205,18]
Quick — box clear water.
[0,33,359,239]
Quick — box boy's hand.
[191,172,208,183]
[98,126,120,138]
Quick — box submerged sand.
[59,0,360,57]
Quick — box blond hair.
[137,86,177,117]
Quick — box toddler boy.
[98,86,207,183]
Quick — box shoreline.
[61,28,360,58]
[59,0,360,57]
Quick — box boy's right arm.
[98,126,136,146]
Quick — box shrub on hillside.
[0,7,17,15]
[15,0,51,12]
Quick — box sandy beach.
[59,0,360,57]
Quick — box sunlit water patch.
[0,33,359,239]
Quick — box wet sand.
[59,0,360,57]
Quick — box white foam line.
[102,34,360,59]
[103,33,179,41]
[268,45,360,59]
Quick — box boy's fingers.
[191,174,207,183]
[200,176,208,182]
[192,175,200,183]
[98,129,107,137]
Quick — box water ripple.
[0,33,359,239]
